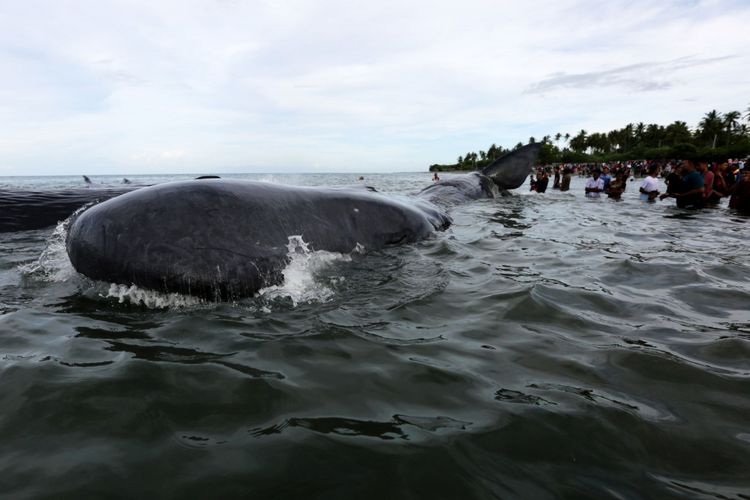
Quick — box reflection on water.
[0,174,749,498]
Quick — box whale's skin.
[65,143,540,299]
[418,143,541,206]
[66,180,451,299]
[417,172,500,206]
[0,187,136,233]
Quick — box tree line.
[429,107,750,172]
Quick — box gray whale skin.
[66,144,540,299]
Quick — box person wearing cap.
[585,168,605,198]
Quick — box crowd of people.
[528,158,750,213]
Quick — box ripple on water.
[1,176,750,498]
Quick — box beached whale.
[65,144,540,299]
[0,187,136,233]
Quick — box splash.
[19,218,76,282]
[105,284,205,309]
[258,235,356,306]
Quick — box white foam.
[104,283,205,309]
[19,218,76,282]
[258,235,354,306]
[22,220,356,309]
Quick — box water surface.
[1,173,749,499]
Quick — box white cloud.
[0,0,748,175]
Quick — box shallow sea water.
[1,173,749,499]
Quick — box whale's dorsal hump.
[482,143,541,190]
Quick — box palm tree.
[723,111,741,145]
[698,110,723,148]
[569,130,588,153]
[622,124,634,150]
[664,121,691,145]
[633,122,646,146]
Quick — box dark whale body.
[63,143,540,299]
[0,187,135,233]
[66,181,451,299]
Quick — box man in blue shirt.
[669,160,704,208]
[600,165,612,193]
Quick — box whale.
[64,143,540,299]
[66,181,452,299]
[0,187,136,233]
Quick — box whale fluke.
[60,143,540,298]
[416,143,541,206]
[482,143,541,190]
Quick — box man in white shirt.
[585,169,605,198]
[639,164,661,201]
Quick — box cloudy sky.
[0,0,748,176]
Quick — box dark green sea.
[1,173,749,499]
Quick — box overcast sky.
[0,0,748,176]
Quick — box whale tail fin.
[482,143,541,190]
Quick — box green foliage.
[429,107,750,170]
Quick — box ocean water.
[1,173,749,499]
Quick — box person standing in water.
[560,167,572,192]
[585,168,605,198]
[662,159,704,209]
[607,170,628,200]
[639,164,661,202]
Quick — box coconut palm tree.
[635,122,646,144]
[664,121,691,145]
[569,130,588,153]
[698,110,723,147]
[723,111,742,144]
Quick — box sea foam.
[257,235,355,306]
[19,218,76,282]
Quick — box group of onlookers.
[658,159,750,211]
[529,159,750,213]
